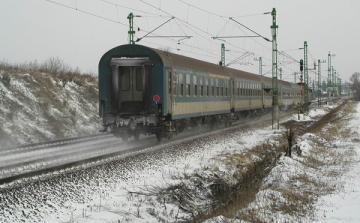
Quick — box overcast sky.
[1,0,359,83]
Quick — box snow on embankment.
[0,67,101,147]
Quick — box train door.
[230,78,235,110]
[118,66,143,113]
[166,69,173,115]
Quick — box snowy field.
[1,101,358,223]
[315,102,360,222]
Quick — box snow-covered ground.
[0,102,341,223]
[315,102,360,222]
[0,71,101,147]
[205,101,360,223]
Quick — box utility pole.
[312,79,315,100]
[127,13,135,44]
[318,59,321,107]
[304,41,309,114]
[331,66,334,98]
[271,8,279,130]
[221,43,225,66]
[339,78,342,97]
[259,57,262,75]
[328,53,331,98]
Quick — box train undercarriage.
[102,106,289,142]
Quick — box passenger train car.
[98,44,308,142]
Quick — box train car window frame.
[120,67,130,91]
[245,82,248,97]
[226,80,230,97]
[205,77,209,97]
[216,79,219,97]
[200,76,204,97]
[179,73,184,97]
[242,82,245,96]
[221,79,224,97]
[211,78,214,97]
[240,82,243,96]
[193,75,197,97]
[186,74,191,97]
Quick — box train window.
[246,83,248,96]
[179,73,184,96]
[186,74,191,96]
[120,68,130,91]
[206,77,209,97]
[245,83,247,96]
[168,71,171,94]
[226,80,229,97]
[136,68,143,91]
[240,82,243,96]
[221,80,224,97]
[242,82,244,96]
[200,77,203,97]
[172,72,177,96]
[193,75,197,97]
[211,78,214,97]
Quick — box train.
[98,44,310,142]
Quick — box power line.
[44,0,128,26]
[139,0,275,70]
[178,0,271,19]
[101,0,169,17]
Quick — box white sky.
[1,0,359,83]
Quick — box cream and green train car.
[99,44,305,142]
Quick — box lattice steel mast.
[271,8,279,129]
[304,41,308,114]
[127,13,135,44]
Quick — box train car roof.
[101,44,295,87]
[150,47,263,82]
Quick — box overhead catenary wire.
[101,0,169,17]
[46,0,275,75]
[44,0,128,26]
[140,0,275,68]
[178,0,271,19]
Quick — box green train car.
[98,44,308,142]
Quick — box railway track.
[0,104,328,188]
[0,133,113,156]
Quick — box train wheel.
[156,133,163,142]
